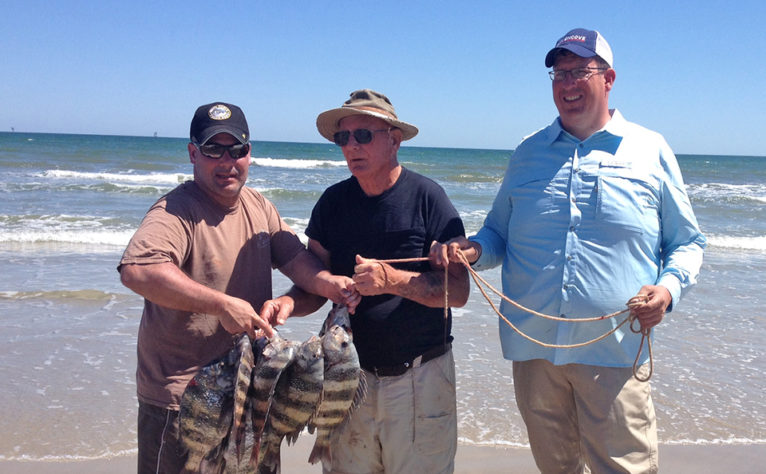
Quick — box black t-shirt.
[306,167,465,369]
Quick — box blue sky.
[2,1,765,156]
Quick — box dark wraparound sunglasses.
[196,142,251,159]
[333,128,390,147]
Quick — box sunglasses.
[333,128,390,147]
[196,142,251,159]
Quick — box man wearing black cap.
[432,29,705,472]
[119,102,359,472]
[306,89,469,473]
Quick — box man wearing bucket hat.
[306,89,469,473]
[432,29,705,472]
[119,102,358,472]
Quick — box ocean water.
[1,131,764,461]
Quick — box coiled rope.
[373,252,653,381]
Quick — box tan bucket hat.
[316,89,419,142]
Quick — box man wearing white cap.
[307,89,469,473]
[432,29,706,472]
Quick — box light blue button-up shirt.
[471,110,706,367]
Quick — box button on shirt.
[471,110,706,367]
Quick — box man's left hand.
[630,285,672,330]
[259,296,295,329]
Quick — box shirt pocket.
[508,178,556,230]
[596,174,660,236]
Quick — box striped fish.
[178,343,239,473]
[308,305,365,466]
[222,410,257,474]
[230,334,256,465]
[248,335,299,469]
[257,335,324,474]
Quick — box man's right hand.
[219,295,274,339]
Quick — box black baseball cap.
[189,102,249,145]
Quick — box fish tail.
[256,438,281,474]
[284,430,300,446]
[181,453,203,473]
[248,434,263,472]
[307,433,332,465]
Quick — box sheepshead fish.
[222,407,257,474]
[230,334,256,465]
[257,335,324,474]
[178,341,241,473]
[308,305,365,466]
[319,302,352,336]
[248,335,299,469]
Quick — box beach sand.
[2,437,764,473]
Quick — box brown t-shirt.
[119,181,304,409]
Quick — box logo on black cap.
[208,105,232,121]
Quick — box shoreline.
[2,440,764,473]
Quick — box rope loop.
[371,252,655,381]
[627,294,653,381]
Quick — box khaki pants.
[513,359,658,474]
[324,350,457,474]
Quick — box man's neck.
[562,109,614,141]
[358,164,402,197]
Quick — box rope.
[372,253,653,381]
[375,257,450,348]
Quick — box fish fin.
[248,442,261,471]
[306,390,325,434]
[349,371,368,412]
[284,428,303,446]
[199,440,227,474]
[232,351,254,461]
[181,453,204,473]
[255,436,281,474]
[307,437,332,465]
[233,396,252,462]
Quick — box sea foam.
[251,157,346,169]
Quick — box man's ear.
[188,143,197,163]
[604,68,616,92]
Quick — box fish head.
[256,334,300,374]
[321,305,352,336]
[260,333,289,357]
[296,335,324,370]
[322,324,356,366]
[330,305,351,330]
[254,334,271,353]
[235,333,253,353]
[190,357,236,392]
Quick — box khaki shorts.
[324,349,457,474]
[513,359,658,474]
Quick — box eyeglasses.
[333,128,390,147]
[195,142,251,159]
[548,67,607,82]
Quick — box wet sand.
[2,437,764,473]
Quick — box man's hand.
[429,236,481,268]
[629,285,672,330]
[120,261,275,338]
[353,255,390,296]
[218,295,274,339]
[319,273,361,314]
[258,295,295,329]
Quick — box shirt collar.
[544,108,625,145]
